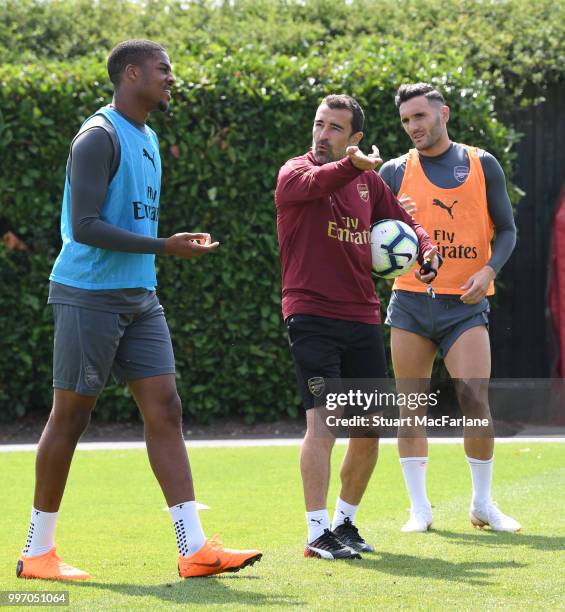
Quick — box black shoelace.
[314,529,347,550]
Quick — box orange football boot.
[178,537,262,578]
[17,548,90,581]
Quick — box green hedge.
[1,0,563,103]
[0,40,518,421]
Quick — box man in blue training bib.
[17,39,262,581]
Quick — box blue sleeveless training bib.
[50,106,162,290]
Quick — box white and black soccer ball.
[370,219,419,279]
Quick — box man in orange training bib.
[380,83,520,533]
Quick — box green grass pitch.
[1,442,564,610]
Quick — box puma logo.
[143,148,156,171]
[311,518,323,525]
[432,198,458,219]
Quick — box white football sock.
[467,456,494,509]
[400,457,431,512]
[23,507,58,557]
[306,509,330,543]
[331,497,359,530]
[169,501,207,557]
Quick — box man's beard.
[313,143,334,164]
[415,117,442,150]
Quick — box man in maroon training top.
[275,94,438,560]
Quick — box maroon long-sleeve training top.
[275,151,434,324]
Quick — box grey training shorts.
[385,289,490,358]
[52,301,176,396]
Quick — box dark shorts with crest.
[52,301,175,396]
[286,314,387,410]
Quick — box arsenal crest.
[84,366,102,389]
[454,166,469,183]
[357,183,369,201]
[307,377,326,398]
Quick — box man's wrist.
[347,157,360,170]
[484,264,497,280]
[346,156,364,172]
[159,237,171,255]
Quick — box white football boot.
[470,502,521,532]
[401,507,433,532]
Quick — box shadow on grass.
[355,551,526,586]
[73,576,304,607]
[433,529,565,551]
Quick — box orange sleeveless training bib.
[393,145,494,295]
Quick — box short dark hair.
[107,39,166,86]
[395,83,445,108]
[320,94,365,133]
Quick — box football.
[370,219,419,278]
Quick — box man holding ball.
[275,94,438,559]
